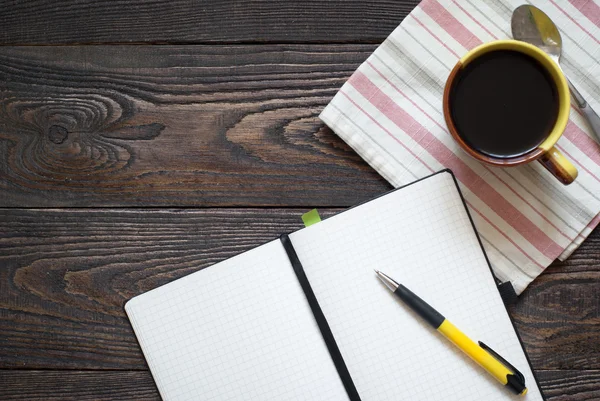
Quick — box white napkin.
[320,0,600,294]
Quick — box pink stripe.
[420,0,483,50]
[482,169,574,242]
[568,0,600,28]
[422,0,599,181]
[587,213,600,231]
[559,108,600,183]
[591,213,600,228]
[563,120,600,168]
[577,213,600,238]
[412,15,460,58]
[366,60,575,243]
[348,70,564,260]
[555,144,600,184]
[340,79,545,268]
[451,0,498,40]
[550,0,600,45]
[467,201,544,269]
[405,10,594,242]
[338,91,436,173]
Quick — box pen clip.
[478,341,525,384]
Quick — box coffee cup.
[443,40,577,185]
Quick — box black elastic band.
[280,234,361,401]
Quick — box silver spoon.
[512,4,600,143]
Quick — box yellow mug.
[443,40,577,185]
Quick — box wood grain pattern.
[0,208,338,369]
[3,1,598,398]
[511,272,600,370]
[0,0,419,45]
[544,231,600,274]
[538,370,600,400]
[0,369,598,400]
[1,208,598,373]
[0,371,160,401]
[0,45,391,207]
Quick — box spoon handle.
[566,78,600,143]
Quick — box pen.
[375,270,527,396]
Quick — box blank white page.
[290,171,543,401]
[125,239,347,401]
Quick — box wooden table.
[1,1,599,399]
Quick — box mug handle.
[538,146,578,185]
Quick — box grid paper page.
[290,171,543,401]
[125,239,347,401]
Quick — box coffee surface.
[449,50,559,158]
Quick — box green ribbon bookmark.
[302,209,322,227]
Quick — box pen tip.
[373,270,399,291]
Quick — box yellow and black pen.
[375,270,527,396]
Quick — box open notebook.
[125,170,545,401]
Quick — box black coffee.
[449,50,559,158]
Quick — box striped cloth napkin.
[320,0,600,294]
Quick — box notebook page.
[289,171,543,401]
[125,239,347,401]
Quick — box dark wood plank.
[538,370,600,400]
[0,208,338,369]
[0,0,419,45]
[0,45,391,207]
[509,225,600,371]
[0,370,599,400]
[0,371,160,401]
[1,208,599,373]
[544,231,600,274]
[510,272,600,370]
